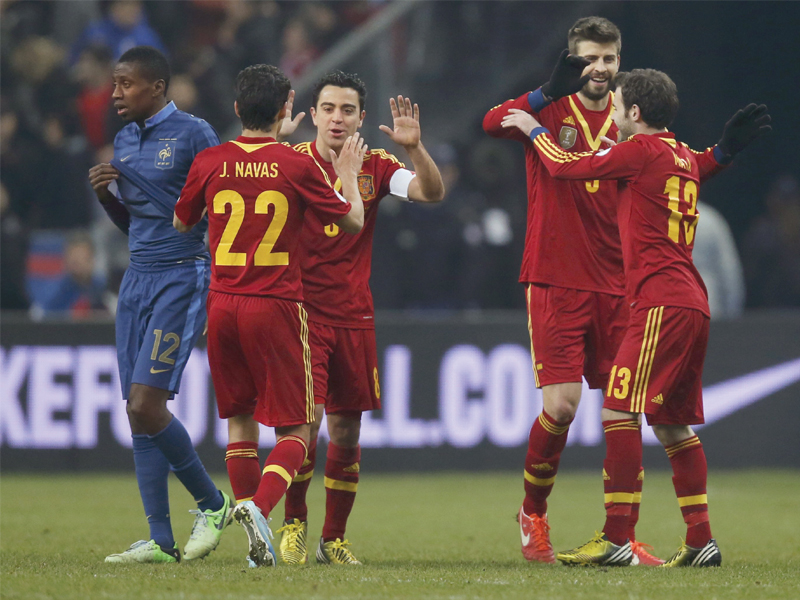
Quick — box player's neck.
[314,137,340,164]
[136,99,169,127]
[576,91,610,112]
[241,125,280,140]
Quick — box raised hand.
[718,103,771,157]
[501,108,542,137]
[541,49,591,102]
[379,95,421,149]
[331,132,368,180]
[88,163,120,204]
[277,89,306,141]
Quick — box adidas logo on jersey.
[343,463,360,473]
[563,115,576,125]
[650,394,664,405]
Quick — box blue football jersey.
[113,102,219,264]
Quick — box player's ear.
[358,110,366,128]
[310,106,318,126]
[277,105,287,121]
[154,79,166,98]
[234,101,240,118]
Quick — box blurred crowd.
[1,0,798,319]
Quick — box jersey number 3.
[213,190,289,266]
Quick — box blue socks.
[149,417,223,513]
[132,434,174,548]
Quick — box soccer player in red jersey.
[264,71,445,565]
[502,68,770,566]
[483,17,666,565]
[173,64,368,567]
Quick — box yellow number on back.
[213,190,247,266]
[211,189,290,267]
[664,176,699,245]
[254,191,289,266]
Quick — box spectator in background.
[39,231,108,317]
[70,0,165,64]
[742,175,800,308]
[0,95,42,225]
[692,202,746,319]
[73,44,120,153]
[279,18,319,79]
[0,182,30,311]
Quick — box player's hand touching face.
[501,109,541,137]
[379,96,421,149]
[310,85,365,155]
[575,40,620,102]
[331,132,368,180]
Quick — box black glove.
[541,49,591,101]
[717,104,772,157]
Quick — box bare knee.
[652,424,695,447]
[126,384,172,435]
[326,412,362,447]
[228,414,260,444]
[542,382,582,423]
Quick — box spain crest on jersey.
[357,174,375,200]
[558,126,578,149]
[155,140,176,170]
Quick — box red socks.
[252,435,308,517]
[628,467,645,542]
[225,441,260,503]
[601,419,642,545]
[666,435,711,548]
[284,438,317,522]
[322,443,360,541]
[522,411,572,516]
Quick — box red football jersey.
[175,136,351,299]
[483,91,625,295]
[294,140,406,329]
[531,130,725,317]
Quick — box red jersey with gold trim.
[483,92,624,295]
[531,130,725,317]
[175,136,351,299]
[294,140,405,329]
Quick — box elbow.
[173,214,192,233]
[338,213,364,235]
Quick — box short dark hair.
[616,69,679,129]
[235,64,291,131]
[312,70,367,112]
[117,46,170,94]
[568,16,621,55]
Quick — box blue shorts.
[116,260,210,399]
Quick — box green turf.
[2,470,798,599]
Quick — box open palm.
[379,96,420,148]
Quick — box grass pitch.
[2,470,798,599]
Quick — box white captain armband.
[389,168,416,200]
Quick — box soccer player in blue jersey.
[88,46,231,564]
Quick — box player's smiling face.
[310,85,365,154]
[112,62,163,124]
[574,40,620,102]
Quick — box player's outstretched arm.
[276,90,306,143]
[331,132,367,234]
[717,103,771,159]
[541,49,591,102]
[379,96,444,203]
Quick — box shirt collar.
[143,101,177,129]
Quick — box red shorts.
[603,305,708,425]
[206,291,315,427]
[525,283,628,389]
[309,321,381,414]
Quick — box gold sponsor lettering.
[673,153,691,171]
